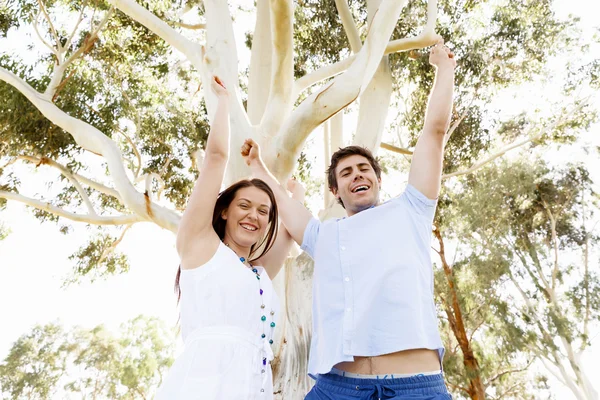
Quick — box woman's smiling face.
[221,186,272,248]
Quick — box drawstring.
[373,383,397,399]
[353,383,397,400]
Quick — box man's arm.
[241,139,314,246]
[408,42,456,200]
[258,178,306,278]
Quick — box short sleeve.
[402,184,438,223]
[300,217,321,259]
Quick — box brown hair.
[175,179,279,302]
[326,146,382,207]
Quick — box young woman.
[155,77,303,400]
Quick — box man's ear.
[330,186,339,199]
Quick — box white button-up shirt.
[301,184,445,377]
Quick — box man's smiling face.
[332,154,381,216]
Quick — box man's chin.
[347,198,377,213]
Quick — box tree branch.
[292,0,439,98]
[444,378,471,396]
[0,66,181,233]
[17,155,123,202]
[335,0,362,52]
[354,56,393,152]
[25,156,96,215]
[384,0,440,54]
[172,21,206,30]
[63,0,88,52]
[442,132,542,179]
[485,358,534,386]
[380,142,412,155]
[541,199,560,291]
[247,0,273,125]
[135,173,166,201]
[33,9,59,58]
[443,103,584,179]
[110,0,204,68]
[260,0,294,136]
[0,191,142,225]
[119,89,144,178]
[45,7,115,100]
[201,0,254,184]
[274,0,412,178]
[37,0,62,52]
[96,224,133,266]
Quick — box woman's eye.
[259,210,268,215]
[240,204,248,209]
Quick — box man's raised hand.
[429,41,456,70]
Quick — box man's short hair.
[326,146,382,207]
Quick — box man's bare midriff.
[334,348,440,375]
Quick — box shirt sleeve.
[402,184,438,224]
[300,217,321,259]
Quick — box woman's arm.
[259,178,306,279]
[176,77,230,262]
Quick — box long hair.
[175,179,279,303]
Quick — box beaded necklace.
[239,255,276,351]
[226,243,276,382]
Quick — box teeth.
[241,224,257,231]
[353,185,369,193]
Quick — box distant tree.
[0,316,175,400]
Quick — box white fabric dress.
[155,242,280,400]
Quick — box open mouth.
[351,185,370,193]
[240,223,258,232]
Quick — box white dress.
[156,242,280,400]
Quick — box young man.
[242,42,456,399]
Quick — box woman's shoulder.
[179,233,227,271]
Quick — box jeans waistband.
[315,371,449,398]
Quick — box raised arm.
[242,139,314,246]
[176,77,230,261]
[257,178,306,279]
[408,42,456,199]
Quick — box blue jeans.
[305,372,452,400]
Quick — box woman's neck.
[223,237,251,261]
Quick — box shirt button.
[341,246,346,250]
[344,277,350,282]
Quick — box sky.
[1,0,600,398]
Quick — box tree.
[0,323,70,400]
[437,157,600,400]
[0,0,595,398]
[0,316,175,399]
